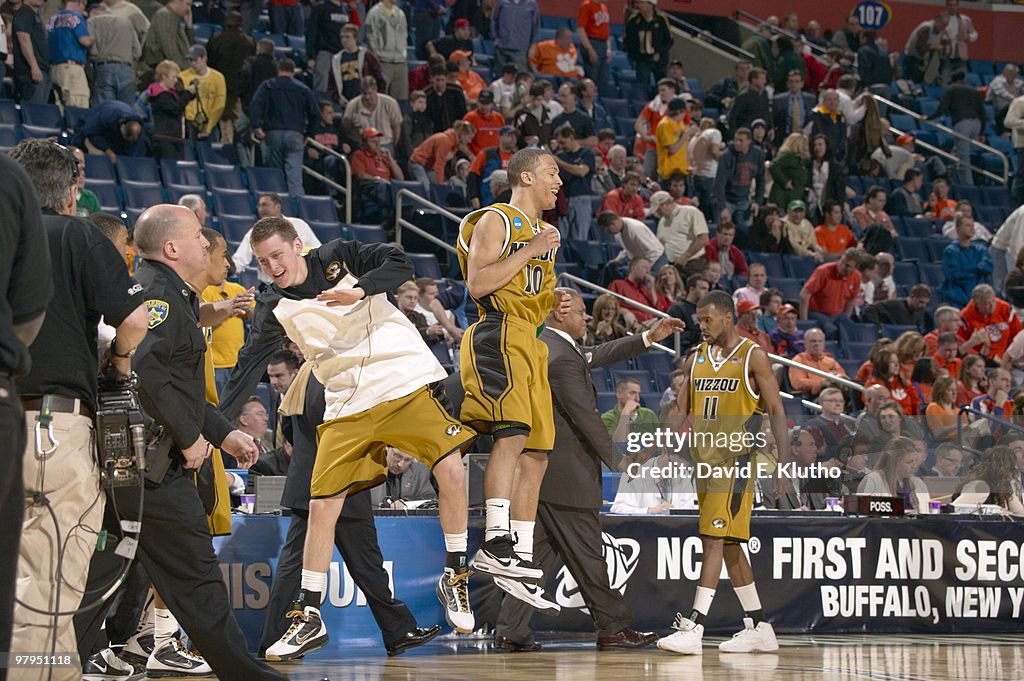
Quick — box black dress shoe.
[494,635,542,652]
[386,625,442,657]
[597,628,659,650]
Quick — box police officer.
[258,355,441,657]
[8,139,148,681]
[0,152,52,681]
[105,204,286,681]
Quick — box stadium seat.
[347,223,386,243]
[0,127,17,148]
[603,98,632,119]
[610,369,654,391]
[211,189,255,217]
[773,277,803,301]
[636,352,674,375]
[901,218,935,239]
[84,154,116,182]
[838,318,878,342]
[20,124,61,139]
[196,141,236,166]
[884,324,919,337]
[116,156,160,184]
[783,255,817,280]
[640,392,661,412]
[86,180,121,211]
[591,367,611,391]
[796,320,820,332]
[165,185,205,205]
[843,342,876,361]
[407,252,442,279]
[918,262,945,288]
[391,179,427,201]
[64,106,88,131]
[20,102,62,128]
[206,164,246,190]
[161,160,203,187]
[893,261,918,286]
[596,391,616,413]
[898,237,930,262]
[217,215,254,243]
[121,181,165,209]
[0,99,17,127]
[748,252,786,280]
[308,221,344,242]
[925,239,952,262]
[246,166,288,194]
[297,195,338,223]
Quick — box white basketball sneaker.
[656,613,704,655]
[718,617,779,653]
[493,576,560,616]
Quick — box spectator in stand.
[79,100,145,161]
[958,283,1021,364]
[600,172,646,221]
[553,123,597,242]
[853,385,891,443]
[655,98,695,184]
[449,49,486,103]
[141,0,193,72]
[689,118,724,222]
[577,0,610,84]
[365,0,409,101]
[667,274,709,350]
[587,293,632,344]
[103,0,149,45]
[231,193,320,281]
[702,260,727,293]
[305,0,358,93]
[771,304,804,358]
[941,201,993,242]
[13,0,50,104]
[424,65,468,134]
[463,89,503,155]
[342,75,403,154]
[704,221,747,279]
[489,63,518,117]
[835,74,868,134]
[513,81,552,148]
[652,264,683,311]
[748,203,786,254]
[934,331,963,378]
[784,200,825,262]
[706,60,752,111]
[329,25,385,106]
[666,59,692,96]
[409,119,474,192]
[971,368,1014,423]
[800,248,862,338]
[741,21,773,72]
[807,388,853,461]
[650,190,709,277]
[866,348,921,417]
[268,0,303,36]
[306,100,342,189]
[609,257,658,324]
[397,280,446,346]
[86,3,140,105]
[757,287,784,335]
[1006,96,1024,207]
[714,128,765,234]
[789,327,848,397]
[888,168,926,217]
[856,30,891,89]
[550,82,597,147]
[598,211,667,272]
[851,185,899,240]
[927,177,958,221]
[772,70,816,138]
[862,284,933,330]
[871,134,920,181]
[205,12,254,137]
[634,78,677,181]
[803,20,829,49]
[47,0,92,108]
[821,49,855,92]
[728,66,771,136]
[859,437,930,512]
[940,217,993,307]
[927,377,966,441]
[733,262,767,307]
[771,35,805,92]
[806,136,847,225]
[928,71,984,185]
[904,14,949,85]
[735,299,771,351]
[815,200,857,257]
[957,353,987,405]
[577,79,613,136]
[250,58,319,196]
[351,127,403,223]
[147,59,194,160]
[804,90,848,167]
[427,17,472,62]
[860,251,894,305]
[490,0,538,75]
[943,0,977,83]
[768,132,810,211]
[987,65,1023,135]
[623,0,671,91]
[180,45,225,140]
[528,26,582,79]
[467,124,516,209]
[239,38,277,110]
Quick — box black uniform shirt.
[19,211,143,408]
[0,154,51,375]
[219,239,414,419]
[133,260,233,451]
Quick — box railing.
[302,138,352,224]
[733,9,828,57]
[394,188,466,254]
[873,94,1010,186]
[662,12,756,61]
[956,406,1024,456]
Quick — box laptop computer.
[254,475,287,514]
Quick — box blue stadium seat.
[217,215,254,243]
[610,369,654,391]
[161,160,203,186]
[783,255,817,280]
[902,218,936,239]
[773,277,803,301]
[0,127,17,148]
[347,224,386,243]
[925,238,952,262]
[308,221,344,242]
[603,98,632,119]
[391,179,426,201]
[889,113,918,132]
[748,252,785,280]
[63,106,88,131]
[84,154,116,182]
[597,391,616,413]
[0,99,17,127]
[20,102,62,128]
[796,320,820,333]
[86,180,121,211]
[636,352,674,375]
[919,262,945,288]
[843,341,876,361]
[982,185,1013,208]
[893,261,918,286]
[884,324,919,338]
[614,116,635,136]
[165,185,205,205]
[640,392,661,411]
[121,181,165,209]
[591,367,610,391]
[246,167,288,194]
[407,252,442,279]
[838,317,878,342]
[20,124,60,139]
[116,156,160,183]
[211,189,255,217]
[898,237,930,262]
[206,164,246,190]
[297,195,338,223]
[196,141,236,166]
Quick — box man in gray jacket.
[365,0,409,101]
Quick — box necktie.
[791,95,801,134]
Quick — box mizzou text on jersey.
[456,203,558,450]
[689,337,764,542]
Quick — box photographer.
[8,139,147,681]
[0,153,52,681]
[98,205,284,680]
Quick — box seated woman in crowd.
[652,264,684,312]
[859,436,931,513]
[895,332,927,383]
[855,337,893,384]
[911,357,938,405]
[957,354,988,406]
[869,400,914,452]
[955,445,1024,515]
[747,203,787,253]
[865,347,920,417]
[587,293,632,345]
[927,375,968,442]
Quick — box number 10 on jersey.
[523,264,544,295]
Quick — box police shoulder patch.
[146,300,170,329]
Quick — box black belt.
[95,60,130,66]
[22,395,94,419]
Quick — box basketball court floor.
[199,633,1024,681]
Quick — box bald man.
[76,205,283,680]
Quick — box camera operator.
[8,139,148,681]
[114,204,284,680]
[0,153,52,681]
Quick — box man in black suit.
[494,288,684,651]
[258,360,441,657]
[772,70,817,140]
[727,67,772,137]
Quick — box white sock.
[734,583,762,614]
[484,498,511,542]
[153,608,178,647]
[301,569,327,597]
[692,586,715,618]
[510,520,535,561]
[444,532,468,553]
[132,588,155,638]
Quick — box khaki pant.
[380,61,408,101]
[12,410,103,681]
[51,63,90,108]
